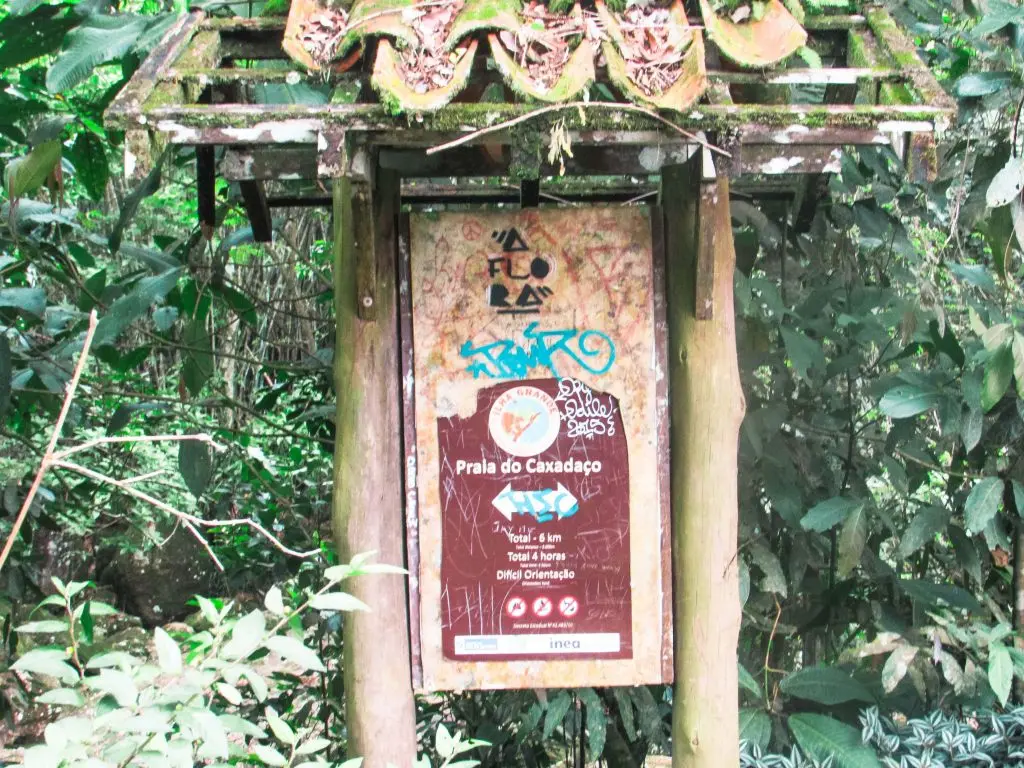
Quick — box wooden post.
[331,166,418,767]
[662,159,745,768]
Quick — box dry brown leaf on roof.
[298,7,350,65]
[614,3,693,97]
[393,0,468,94]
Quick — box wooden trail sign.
[402,207,671,690]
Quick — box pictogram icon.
[506,596,527,618]
[532,596,554,618]
[558,596,579,618]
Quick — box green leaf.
[182,316,214,396]
[0,5,78,70]
[222,610,265,661]
[897,579,981,612]
[948,524,983,585]
[881,645,919,693]
[15,620,69,633]
[178,437,213,498]
[67,132,108,202]
[837,504,867,579]
[0,334,10,419]
[436,723,455,759]
[35,688,85,707]
[1014,332,1024,399]
[153,627,182,674]
[12,649,78,684]
[983,343,1014,411]
[738,662,762,698]
[309,592,370,612]
[789,714,881,768]
[739,708,771,750]
[5,140,61,199]
[265,706,296,746]
[990,642,1013,706]
[264,586,285,616]
[965,477,1005,533]
[543,691,572,739]
[577,687,606,758]
[79,600,93,644]
[748,541,787,597]
[0,287,46,317]
[899,506,949,558]
[879,385,940,418]
[961,406,983,452]
[264,635,326,672]
[93,268,183,347]
[801,497,863,533]
[85,669,137,706]
[46,15,151,93]
[957,71,1017,99]
[781,327,824,380]
[109,150,165,254]
[779,667,874,705]
[1014,481,1024,517]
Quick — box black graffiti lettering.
[488,284,512,308]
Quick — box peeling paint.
[760,155,804,174]
[771,124,810,144]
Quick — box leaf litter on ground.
[498,1,586,91]
[611,2,694,96]
[395,0,471,93]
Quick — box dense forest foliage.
[2,0,1024,765]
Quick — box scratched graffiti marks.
[556,378,617,439]
[410,208,663,686]
[437,378,631,662]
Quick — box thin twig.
[51,460,320,562]
[54,433,223,460]
[424,101,731,158]
[0,311,98,576]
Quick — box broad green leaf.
[789,714,881,768]
[578,687,606,758]
[46,15,151,93]
[222,610,265,661]
[879,385,939,418]
[801,497,863,533]
[191,710,229,760]
[296,737,331,755]
[965,477,1005,533]
[612,687,636,741]
[748,541,787,597]
[264,635,326,672]
[899,506,949,558]
[178,437,213,498]
[990,642,1013,706]
[214,683,242,705]
[738,662,762,698]
[85,669,137,706]
[12,649,78,684]
[0,334,10,419]
[93,268,183,348]
[982,343,1014,411]
[5,140,61,199]
[1014,332,1024,399]
[781,327,824,380]
[264,586,285,616]
[543,691,572,739]
[948,524,984,585]
[35,688,84,706]
[961,406,983,452]
[779,667,874,705]
[15,620,69,633]
[109,150,166,254]
[435,723,455,759]
[0,5,78,70]
[986,153,1024,207]
[153,627,182,674]
[309,592,370,612]
[0,287,46,317]
[265,706,296,746]
[182,316,214,396]
[739,708,771,750]
[881,645,919,693]
[219,713,266,738]
[897,579,981,612]
[67,132,109,202]
[1014,481,1024,517]
[837,504,867,579]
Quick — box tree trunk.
[662,160,745,768]
[332,168,418,766]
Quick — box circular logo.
[506,596,527,618]
[532,596,553,618]
[558,596,579,618]
[488,386,560,457]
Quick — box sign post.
[403,208,672,690]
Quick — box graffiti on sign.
[408,208,667,689]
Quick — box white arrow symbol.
[492,483,579,522]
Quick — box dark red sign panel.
[438,377,632,662]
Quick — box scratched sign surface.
[409,208,667,689]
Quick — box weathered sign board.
[402,208,671,690]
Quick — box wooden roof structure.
[104,1,955,241]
